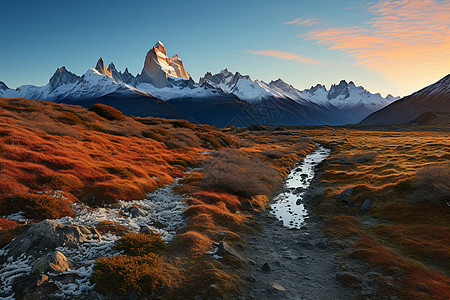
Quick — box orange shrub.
[114,233,165,256]
[190,191,241,211]
[6,193,74,220]
[91,254,166,296]
[89,103,125,121]
[203,150,281,198]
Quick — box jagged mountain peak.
[0,81,9,90]
[153,41,167,55]
[49,66,80,89]
[95,57,112,77]
[220,68,233,77]
[140,41,190,88]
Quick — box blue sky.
[1,0,449,96]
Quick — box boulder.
[139,225,159,235]
[261,263,271,273]
[33,251,74,274]
[211,241,246,262]
[336,187,354,204]
[12,274,61,300]
[4,219,101,257]
[361,199,372,212]
[269,282,287,294]
[316,241,328,249]
[128,206,147,217]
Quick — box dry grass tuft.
[203,150,281,198]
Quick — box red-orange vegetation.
[350,234,450,299]
[0,218,18,231]
[0,98,234,216]
[190,191,241,212]
[2,193,75,220]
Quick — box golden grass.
[280,126,450,299]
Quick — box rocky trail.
[238,146,357,299]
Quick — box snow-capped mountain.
[0,41,397,126]
[0,81,8,90]
[361,74,450,125]
[200,70,397,111]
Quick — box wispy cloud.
[284,17,319,26]
[301,0,450,94]
[248,50,325,65]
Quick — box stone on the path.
[361,199,372,212]
[261,263,271,273]
[211,241,246,262]
[139,225,159,235]
[336,271,363,288]
[273,220,284,226]
[316,241,328,249]
[268,282,287,296]
[12,274,61,300]
[5,219,101,257]
[128,206,147,217]
[336,187,354,204]
[33,251,74,274]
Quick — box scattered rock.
[246,274,256,283]
[316,241,328,249]
[33,251,74,274]
[211,241,246,262]
[336,187,354,204]
[12,274,61,300]
[268,282,286,295]
[248,259,257,266]
[361,199,372,212]
[261,263,271,273]
[273,220,284,226]
[139,225,159,235]
[336,271,363,288]
[295,241,314,249]
[4,220,101,257]
[340,187,354,197]
[128,206,147,217]
[297,255,307,260]
[241,200,254,210]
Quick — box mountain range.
[361,74,450,125]
[0,41,399,126]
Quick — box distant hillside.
[361,74,450,125]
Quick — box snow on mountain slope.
[0,81,8,90]
[0,68,146,102]
[324,80,397,110]
[199,70,396,111]
[199,69,298,102]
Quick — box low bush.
[202,150,280,198]
[91,253,166,296]
[89,104,125,121]
[409,162,450,205]
[114,232,165,256]
[7,193,74,220]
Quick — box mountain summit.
[140,41,190,88]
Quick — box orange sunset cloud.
[302,0,450,95]
[248,50,325,65]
